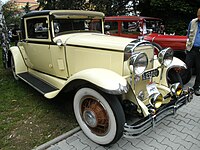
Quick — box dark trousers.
[185,47,200,89]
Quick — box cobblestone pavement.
[36,77,200,150]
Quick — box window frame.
[24,15,51,42]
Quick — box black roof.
[22,10,51,18]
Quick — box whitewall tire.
[73,87,125,146]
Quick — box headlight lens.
[149,93,163,109]
[170,83,183,97]
[128,52,148,75]
[158,47,173,67]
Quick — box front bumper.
[124,87,193,138]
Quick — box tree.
[37,0,135,15]
[37,0,47,10]
[2,1,21,28]
[55,0,86,10]
[34,0,200,35]
[138,0,200,35]
[88,0,131,15]
[22,2,31,13]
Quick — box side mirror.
[16,30,22,41]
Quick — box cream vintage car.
[3,10,193,146]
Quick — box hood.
[53,32,134,51]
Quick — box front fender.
[167,57,187,70]
[67,68,128,95]
[153,56,187,86]
[10,46,27,74]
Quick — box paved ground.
[35,77,200,150]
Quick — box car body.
[105,16,187,60]
[2,10,193,146]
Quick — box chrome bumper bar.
[124,87,194,138]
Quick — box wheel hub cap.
[83,110,97,127]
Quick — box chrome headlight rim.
[158,47,173,67]
[128,52,148,75]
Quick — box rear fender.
[10,46,27,74]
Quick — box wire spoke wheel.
[81,96,109,135]
[73,87,125,146]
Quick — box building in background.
[10,0,39,11]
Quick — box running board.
[17,72,58,95]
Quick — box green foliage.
[35,0,200,35]
[139,0,200,35]
[0,46,77,149]
[2,0,200,35]
[2,1,21,28]
[22,2,31,13]
[37,0,47,10]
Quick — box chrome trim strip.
[100,83,129,95]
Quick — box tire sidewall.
[73,87,124,145]
[11,56,19,80]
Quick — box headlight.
[149,93,163,109]
[170,83,183,97]
[128,52,148,75]
[158,47,173,67]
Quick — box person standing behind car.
[186,8,200,96]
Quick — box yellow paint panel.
[67,46,124,76]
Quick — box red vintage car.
[105,16,187,61]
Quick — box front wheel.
[73,87,125,146]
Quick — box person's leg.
[181,50,195,84]
[185,50,195,69]
[193,49,200,95]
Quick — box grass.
[0,47,78,150]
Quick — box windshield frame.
[51,15,104,37]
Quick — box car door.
[19,16,55,75]
[19,16,69,78]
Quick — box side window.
[26,17,49,39]
[122,21,140,34]
[105,21,118,34]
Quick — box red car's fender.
[144,33,187,51]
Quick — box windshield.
[53,18,103,36]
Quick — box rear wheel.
[73,87,125,146]
[11,56,19,80]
